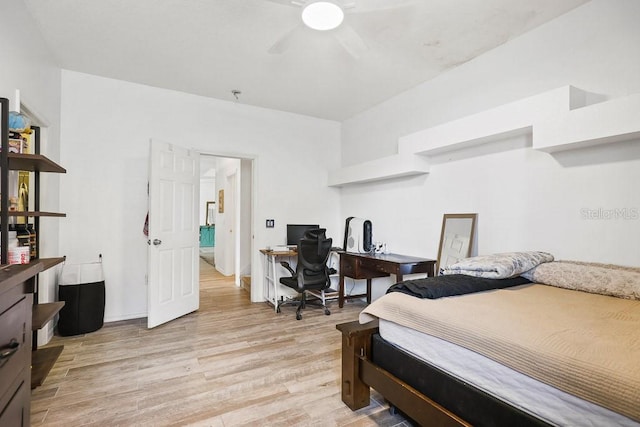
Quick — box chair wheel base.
[324,309,330,315]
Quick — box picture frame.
[218,189,224,213]
[205,201,215,225]
[436,213,477,274]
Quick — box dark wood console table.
[338,252,436,308]
[1,263,41,426]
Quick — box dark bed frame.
[337,320,552,427]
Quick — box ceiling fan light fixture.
[301,1,344,31]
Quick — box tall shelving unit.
[1,96,67,389]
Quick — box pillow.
[522,260,640,300]
[441,251,554,279]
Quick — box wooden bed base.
[336,320,470,427]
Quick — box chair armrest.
[280,261,295,276]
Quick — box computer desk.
[338,252,436,308]
[260,248,297,312]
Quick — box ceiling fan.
[265,0,417,59]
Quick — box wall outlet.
[266,219,275,228]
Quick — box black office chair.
[277,228,333,320]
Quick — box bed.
[336,253,640,426]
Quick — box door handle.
[0,339,19,361]
[147,239,162,246]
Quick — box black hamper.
[57,256,105,336]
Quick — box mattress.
[361,284,640,422]
[379,319,640,427]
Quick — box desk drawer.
[341,254,390,279]
[400,262,435,276]
[341,258,356,276]
[371,262,390,272]
[0,294,31,395]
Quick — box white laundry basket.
[57,255,105,336]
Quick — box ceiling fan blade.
[333,24,367,59]
[268,25,304,54]
[346,0,418,13]
[263,0,305,7]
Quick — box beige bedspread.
[360,284,640,422]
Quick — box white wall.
[59,71,342,321]
[240,158,252,278]
[214,157,240,276]
[340,0,640,299]
[0,0,63,343]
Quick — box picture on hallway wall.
[218,189,224,213]
[206,201,216,225]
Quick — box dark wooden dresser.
[0,263,42,427]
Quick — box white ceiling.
[24,0,588,121]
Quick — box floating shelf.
[8,153,66,173]
[29,259,67,390]
[31,345,64,389]
[398,86,585,156]
[30,258,66,330]
[33,257,65,271]
[328,153,429,187]
[32,301,65,330]
[533,92,640,152]
[399,86,640,156]
[7,211,66,217]
[330,86,640,186]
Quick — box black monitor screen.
[287,224,320,246]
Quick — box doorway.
[198,154,253,293]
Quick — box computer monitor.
[287,224,320,246]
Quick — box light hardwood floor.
[31,258,411,426]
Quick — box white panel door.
[147,140,200,328]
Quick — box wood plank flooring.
[30,258,411,426]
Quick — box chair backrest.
[296,229,332,289]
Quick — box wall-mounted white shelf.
[330,86,640,186]
[398,86,586,155]
[533,92,640,152]
[328,153,429,187]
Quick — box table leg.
[366,279,372,304]
[263,253,268,305]
[272,255,279,312]
[339,272,345,308]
